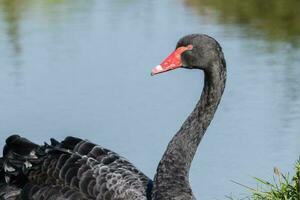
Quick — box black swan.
[0,34,226,200]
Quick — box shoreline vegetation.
[228,159,300,200]
[185,0,300,46]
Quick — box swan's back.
[0,135,151,200]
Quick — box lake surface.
[0,0,300,199]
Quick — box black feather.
[50,138,60,147]
[0,135,150,200]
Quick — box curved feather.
[0,157,21,200]
[0,135,151,200]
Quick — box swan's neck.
[152,60,226,199]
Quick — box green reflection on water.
[0,0,23,55]
[0,0,92,58]
[185,0,300,46]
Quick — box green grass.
[227,159,300,200]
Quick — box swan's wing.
[1,135,152,200]
[0,158,21,200]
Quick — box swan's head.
[151,34,224,75]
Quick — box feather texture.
[0,135,151,200]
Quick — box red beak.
[151,45,193,75]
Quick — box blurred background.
[0,0,299,199]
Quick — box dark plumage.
[1,135,150,200]
[152,34,226,200]
[0,34,226,200]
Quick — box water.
[0,0,300,199]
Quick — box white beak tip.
[151,65,163,75]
